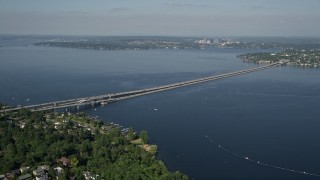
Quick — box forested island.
[33,36,320,69]
[0,103,188,180]
[32,36,320,52]
[33,38,242,50]
[238,49,320,68]
[31,38,296,50]
[33,38,199,50]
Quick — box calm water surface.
[1,39,320,179]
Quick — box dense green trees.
[0,110,188,179]
[140,130,149,144]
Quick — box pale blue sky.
[1,0,320,36]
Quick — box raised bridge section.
[0,61,286,113]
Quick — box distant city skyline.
[1,0,320,37]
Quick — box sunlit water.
[1,38,320,179]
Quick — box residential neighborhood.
[0,105,187,180]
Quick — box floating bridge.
[1,61,287,113]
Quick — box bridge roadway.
[0,61,284,113]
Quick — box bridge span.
[0,61,285,113]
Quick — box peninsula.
[0,103,188,180]
[238,49,320,68]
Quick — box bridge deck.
[0,62,281,113]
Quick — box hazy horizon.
[2,34,320,39]
[1,0,320,37]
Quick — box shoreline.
[241,59,320,68]
[0,106,188,179]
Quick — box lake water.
[1,36,320,179]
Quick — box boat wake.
[205,135,320,177]
[240,92,320,98]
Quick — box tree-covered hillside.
[0,107,188,179]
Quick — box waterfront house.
[20,167,30,174]
[33,167,48,180]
